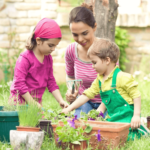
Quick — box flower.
[67,120,75,128]
[67,115,78,128]
[57,137,61,145]
[74,115,78,121]
[88,118,95,120]
[98,111,104,118]
[96,130,101,142]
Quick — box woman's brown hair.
[69,3,96,28]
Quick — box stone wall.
[0,0,57,49]
[0,0,59,82]
[0,0,150,83]
[123,27,150,74]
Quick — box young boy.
[62,38,149,140]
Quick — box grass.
[0,81,150,149]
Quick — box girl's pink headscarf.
[34,18,62,39]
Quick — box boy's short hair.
[87,38,120,63]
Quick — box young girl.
[10,18,68,109]
[63,38,149,139]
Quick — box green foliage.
[115,27,130,71]
[43,109,75,123]
[0,83,18,111]
[56,119,90,145]
[18,102,42,127]
[80,110,105,121]
[41,134,62,150]
[0,20,23,82]
[133,55,150,117]
[0,38,23,82]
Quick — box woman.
[65,4,102,118]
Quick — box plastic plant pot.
[39,120,53,138]
[0,106,19,142]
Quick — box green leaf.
[84,125,92,133]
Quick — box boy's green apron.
[99,68,148,140]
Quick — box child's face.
[90,54,107,75]
[70,22,96,49]
[38,38,61,55]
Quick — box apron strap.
[111,67,121,88]
[99,80,102,91]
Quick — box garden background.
[0,0,150,149]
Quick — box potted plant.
[39,109,68,139]
[46,110,75,145]
[16,102,42,131]
[55,116,93,150]
[10,102,44,150]
[80,110,106,121]
[75,110,131,150]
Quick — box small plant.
[18,102,42,127]
[56,116,92,148]
[44,109,75,123]
[80,110,105,121]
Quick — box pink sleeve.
[47,56,59,93]
[65,43,76,79]
[13,55,30,95]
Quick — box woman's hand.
[65,89,78,103]
[59,100,69,109]
[131,115,141,129]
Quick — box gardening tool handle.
[71,83,75,94]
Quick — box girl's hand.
[65,89,78,103]
[37,102,42,109]
[131,115,141,129]
[59,100,69,109]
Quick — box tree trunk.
[85,0,118,42]
[84,0,92,3]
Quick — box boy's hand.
[59,100,69,109]
[66,89,78,103]
[131,115,141,129]
[61,107,70,114]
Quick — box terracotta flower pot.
[39,120,53,138]
[62,141,87,150]
[75,121,130,150]
[51,122,64,146]
[147,116,150,129]
[16,126,40,132]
